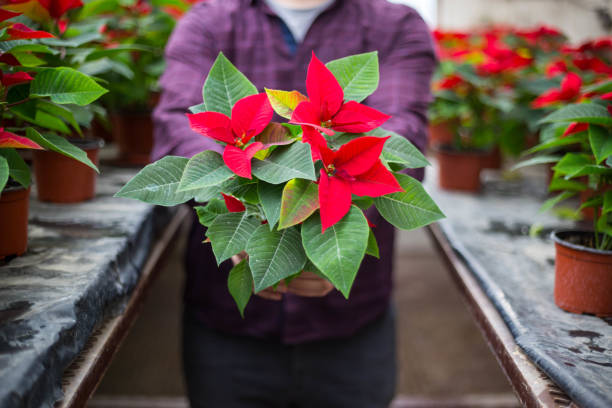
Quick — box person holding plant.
[152,0,436,406]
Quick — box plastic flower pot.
[110,111,153,165]
[428,121,455,147]
[552,230,612,316]
[33,139,102,203]
[0,184,30,259]
[482,146,502,170]
[435,147,484,192]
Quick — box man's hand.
[231,253,334,300]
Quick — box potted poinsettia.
[0,9,108,258]
[517,82,612,316]
[116,51,444,314]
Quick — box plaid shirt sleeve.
[366,8,436,154]
[151,4,223,160]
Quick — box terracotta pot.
[552,230,612,316]
[0,185,30,259]
[436,147,484,192]
[33,139,102,203]
[482,146,502,170]
[428,122,455,147]
[111,111,153,165]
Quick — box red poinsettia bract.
[187,93,273,179]
[5,0,82,20]
[317,136,402,232]
[290,52,390,136]
[532,72,582,108]
[0,128,42,149]
[222,193,246,212]
[0,71,33,87]
[6,23,54,39]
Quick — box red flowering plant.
[515,79,612,249]
[0,7,107,194]
[116,52,444,316]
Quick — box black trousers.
[182,307,397,408]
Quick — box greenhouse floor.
[89,224,519,407]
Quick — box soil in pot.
[552,230,612,316]
[0,183,30,259]
[110,111,153,165]
[33,138,102,203]
[436,147,484,192]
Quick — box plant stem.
[5,98,30,108]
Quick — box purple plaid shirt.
[153,0,435,343]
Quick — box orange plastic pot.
[111,111,153,165]
[33,139,102,203]
[552,230,612,316]
[428,122,455,147]
[0,185,30,259]
[436,147,484,192]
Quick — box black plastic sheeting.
[0,168,173,408]
[426,168,612,408]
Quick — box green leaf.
[30,67,108,106]
[539,191,576,213]
[11,52,45,67]
[0,148,30,188]
[352,196,374,210]
[588,125,612,164]
[207,211,260,265]
[227,259,253,318]
[36,100,82,135]
[367,127,429,168]
[604,191,612,215]
[365,229,379,258]
[178,150,234,191]
[326,51,379,103]
[246,225,306,292]
[41,32,102,48]
[554,153,612,179]
[188,103,206,114]
[264,88,308,119]
[548,177,587,192]
[582,80,612,94]
[541,103,612,126]
[258,182,284,230]
[374,173,444,230]
[301,206,369,298]
[203,52,258,116]
[114,156,196,206]
[195,198,228,227]
[278,178,319,230]
[193,178,241,203]
[511,155,562,171]
[254,123,296,146]
[0,156,8,192]
[0,41,57,54]
[252,142,316,184]
[522,134,584,155]
[26,128,98,172]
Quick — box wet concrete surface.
[93,224,516,401]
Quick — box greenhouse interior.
[0,0,611,407]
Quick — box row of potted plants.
[0,0,200,259]
[432,26,612,316]
[431,26,611,193]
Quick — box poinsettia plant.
[116,51,444,316]
[0,6,108,193]
[516,79,612,250]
